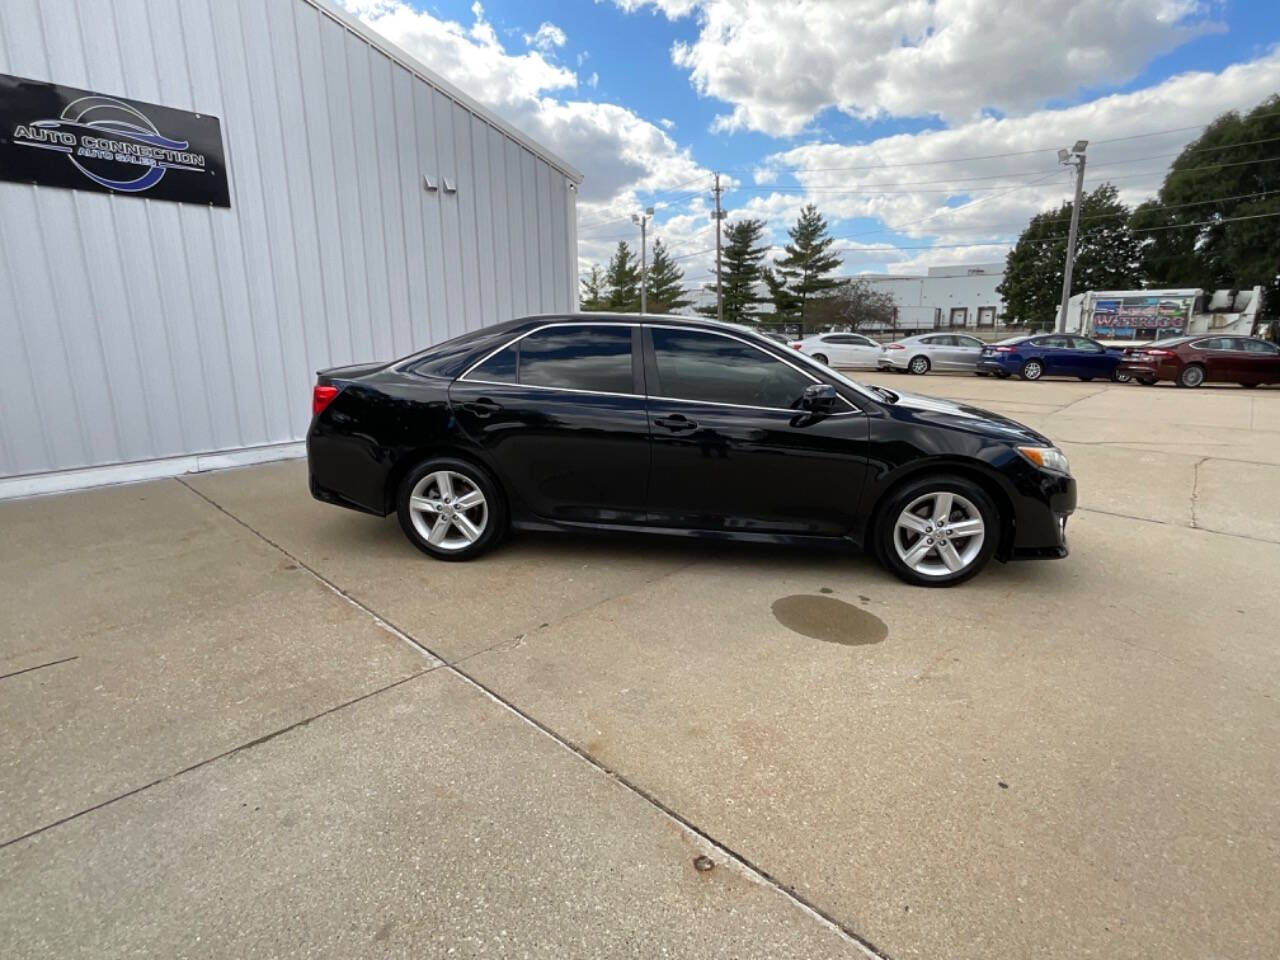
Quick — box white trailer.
[1061,287,1262,346]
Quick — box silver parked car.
[877,333,987,374]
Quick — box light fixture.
[1073,140,1088,154]
[1057,148,1069,163]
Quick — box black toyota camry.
[307,314,1075,586]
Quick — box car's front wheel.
[876,476,998,587]
[1111,369,1132,383]
[397,457,506,561]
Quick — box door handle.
[654,414,697,432]
[463,398,503,418]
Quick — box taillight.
[994,346,1015,353]
[885,343,904,350]
[312,384,339,415]
[1144,349,1173,358]
[791,343,803,350]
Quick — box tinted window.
[1192,338,1229,351]
[518,325,634,393]
[1035,336,1070,349]
[651,328,814,410]
[468,344,517,382]
[956,336,983,348]
[922,336,946,345]
[1071,337,1104,353]
[1243,339,1279,354]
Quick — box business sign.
[1092,295,1192,341]
[0,73,230,207]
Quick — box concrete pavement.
[2,376,1278,958]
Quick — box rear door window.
[1243,339,1279,354]
[518,325,634,393]
[650,328,814,410]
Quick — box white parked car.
[790,332,884,367]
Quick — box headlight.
[1016,445,1070,475]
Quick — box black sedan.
[307,315,1076,586]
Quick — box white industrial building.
[858,263,1007,331]
[0,0,582,498]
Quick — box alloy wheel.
[910,356,929,374]
[407,470,489,551]
[893,491,986,578]
[1022,360,1042,380]
[1179,365,1204,388]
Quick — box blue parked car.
[976,334,1132,382]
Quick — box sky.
[341,0,1279,294]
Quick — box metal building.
[0,0,582,498]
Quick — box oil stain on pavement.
[770,594,888,646]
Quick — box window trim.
[458,321,642,395]
[645,323,860,414]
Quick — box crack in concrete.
[174,478,893,960]
[0,656,79,682]
[1189,457,1209,529]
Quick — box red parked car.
[1117,335,1280,388]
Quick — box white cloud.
[341,0,712,273]
[742,48,1280,273]
[587,72,599,89]
[659,117,676,130]
[616,0,1224,136]
[523,21,567,53]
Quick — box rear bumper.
[876,354,910,370]
[1116,361,1170,380]
[977,359,1014,374]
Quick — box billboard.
[1092,295,1192,341]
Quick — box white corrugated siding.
[0,0,580,480]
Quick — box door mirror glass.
[802,383,838,411]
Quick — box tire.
[1137,376,1157,386]
[1177,364,1205,388]
[1078,376,1094,382]
[1240,382,1259,389]
[875,475,999,587]
[974,371,990,377]
[908,355,930,375]
[812,353,829,365]
[1111,369,1132,383]
[995,371,1012,380]
[396,456,507,561]
[1021,359,1043,381]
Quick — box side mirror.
[802,383,838,412]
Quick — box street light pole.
[632,206,654,314]
[712,173,725,323]
[1056,140,1088,332]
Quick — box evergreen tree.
[761,266,799,320]
[579,264,607,310]
[774,205,843,328]
[604,241,641,312]
[998,183,1142,327]
[644,239,692,314]
[698,219,770,323]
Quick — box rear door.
[1034,336,1073,376]
[643,325,869,536]
[1190,338,1237,381]
[449,322,651,525]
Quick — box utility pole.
[632,206,653,314]
[1056,140,1088,332]
[712,173,725,323]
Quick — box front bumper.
[1007,469,1074,560]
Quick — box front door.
[642,326,869,536]
[450,322,650,524]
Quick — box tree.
[644,239,692,314]
[761,266,799,320]
[805,278,896,330]
[1132,94,1280,323]
[604,241,641,312]
[998,183,1142,327]
[579,264,607,310]
[699,218,769,322]
[773,204,843,328]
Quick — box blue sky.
[344,0,1279,286]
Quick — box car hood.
[886,389,1053,445]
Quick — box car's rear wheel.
[397,457,506,561]
[1240,382,1259,389]
[974,371,990,377]
[909,355,930,375]
[1079,376,1093,381]
[1111,369,1132,383]
[1137,376,1156,386]
[876,476,998,587]
[1177,364,1205,388]
[812,353,828,365]
[995,370,1012,379]
[1021,359,1043,381]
